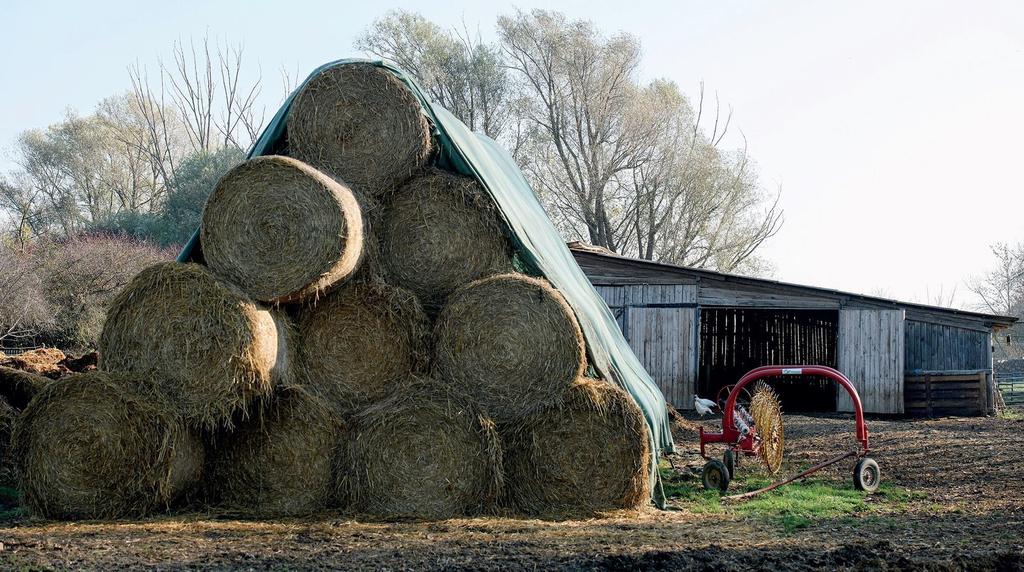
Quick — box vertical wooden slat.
[838,308,904,414]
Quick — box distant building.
[570,243,1017,416]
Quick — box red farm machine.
[698,365,880,498]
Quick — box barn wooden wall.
[838,308,905,414]
[594,285,697,408]
[586,260,1000,417]
[904,320,990,372]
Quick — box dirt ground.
[0,410,1022,571]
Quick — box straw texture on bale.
[503,378,651,516]
[201,155,364,304]
[288,63,433,196]
[0,366,50,409]
[342,378,502,519]
[99,262,289,430]
[433,273,586,424]
[379,168,513,313]
[0,397,17,488]
[296,281,429,411]
[205,386,343,517]
[13,372,204,520]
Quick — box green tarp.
[178,59,674,507]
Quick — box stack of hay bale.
[11,63,651,520]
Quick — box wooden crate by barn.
[904,371,990,417]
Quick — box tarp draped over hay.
[177,58,674,507]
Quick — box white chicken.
[693,395,718,416]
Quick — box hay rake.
[698,365,879,498]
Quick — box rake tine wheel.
[750,382,784,474]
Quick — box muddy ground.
[0,411,1021,571]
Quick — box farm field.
[0,411,1021,571]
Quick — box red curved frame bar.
[699,365,870,456]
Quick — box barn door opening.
[698,308,839,412]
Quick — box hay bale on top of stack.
[288,62,433,198]
[200,155,364,304]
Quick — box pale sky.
[2,0,1022,309]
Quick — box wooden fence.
[997,372,1024,407]
[0,346,41,357]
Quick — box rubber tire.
[723,449,736,479]
[853,457,880,492]
[702,459,731,492]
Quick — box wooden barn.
[570,243,1017,416]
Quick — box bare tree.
[0,172,45,247]
[35,234,170,349]
[0,245,50,344]
[357,10,515,140]
[498,9,654,252]
[13,112,114,235]
[126,35,264,186]
[968,242,1024,358]
[969,243,1024,316]
[499,10,781,272]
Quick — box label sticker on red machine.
[782,368,803,375]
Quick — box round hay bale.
[0,396,18,488]
[433,273,586,424]
[379,168,513,313]
[99,262,290,430]
[201,155,364,304]
[503,378,651,516]
[0,366,50,409]
[13,372,204,520]
[296,281,429,411]
[205,386,343,517]
[343,378,502,519]
[288,63,432,196]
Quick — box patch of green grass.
[658,467,722,513]
[734,480,869,533]
[660,466,923,534]
[997,407,1023,420]
[777,513,813,533]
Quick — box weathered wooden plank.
[904,320,990,373]
[698,285,840,309]
[624,306,696,410]
[838,308,904,414]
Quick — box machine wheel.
[702,459,731,492]
[853,457,880,492]
[722,449,736,479]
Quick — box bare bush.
[0,245,51,345]
[33,235,172,350]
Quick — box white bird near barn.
[693,396,718,416]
